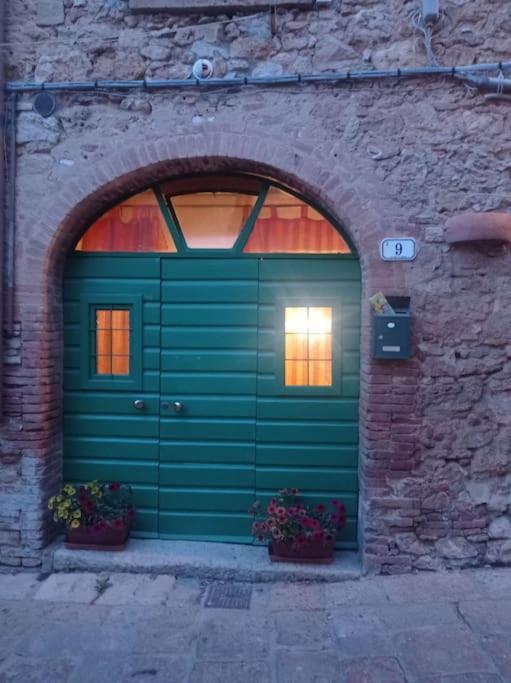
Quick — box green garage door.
[63,255,360,547]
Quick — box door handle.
[173,401,184,414]
[133,399,145,411]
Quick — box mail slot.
[372,296,411,359]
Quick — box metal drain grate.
[204,582,253,609]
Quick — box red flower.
[82,500,95,515]
[310,519,321,530]
[113,517,124,529]
[108,482,121,491]
[312,530,325,541]
[315,503,326,514]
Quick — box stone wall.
[1,0,511,571]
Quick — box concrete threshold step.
[52,539,361,583]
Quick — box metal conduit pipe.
[0,0,6,416]
[5,60,511,93]
[457,73,511,93]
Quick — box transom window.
[75,176,351,256]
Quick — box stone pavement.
[1,567,511,682]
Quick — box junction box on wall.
[422,0,439,24]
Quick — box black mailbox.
[372,296,411,359]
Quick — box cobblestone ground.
[1,568,511,682]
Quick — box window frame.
[274,297,342,397]
[79,295,143,391]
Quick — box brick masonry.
[1,0,511,572]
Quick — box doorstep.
[52,538,361,583]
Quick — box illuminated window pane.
[285,360,308,386]
[171,192,257,249]
[309,361,332,387]
[308,334,331,360]
[244,187,350,254]
[285,334,308,360]
[284,307,333,387]
[76,190,176,253]
[95,309,130,376]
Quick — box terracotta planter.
[65,520,130,551]
[269,538,336,564]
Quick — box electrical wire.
[411,10,439,67]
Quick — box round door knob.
[173,401,184,413]
[133,399,145,411]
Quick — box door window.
[95,309,130,376]
[79,296,143,390]
[285,306,333,387]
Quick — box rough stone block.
[36,0,64,26]
[274,610,335,649]
[275,651,341,683]
[33,572,99,604]
[394,626,494,678]
[190,661,271,683]
[95,573,176,606]
[457,598,511,635]
[0,572,39,600]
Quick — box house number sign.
[380,238,417,261]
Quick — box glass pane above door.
[75,190,177,253]
[171,192,257,249]
[244,187,350,254]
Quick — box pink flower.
[310,519,321,530]
[267,504,276,515]
[315,503,325,514]
[276,507,286,517]
[287,507,297,518]
[252,522,260,534]
[312,530,325,541]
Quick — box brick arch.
[13,127,412,570]
[21,129,407,287]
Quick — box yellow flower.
[70,520,80,529]
[48,496,55,509]
[72,510,81,519]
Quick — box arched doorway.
[63,174,361,547]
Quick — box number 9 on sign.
[380,238,417,261]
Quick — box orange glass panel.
[96,309,130,376]
[285,307,308,334]
[309,334,331,360]
[309,361,332,386]
[171,193,257,249]
[76,190,176,253]
[284,306,333,387]
[285,334,308,360]
[308,307,332,333]
[244,187,350,254]
[285,360,308,386]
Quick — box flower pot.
[65,520,130,551]
[269,538,336,564]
